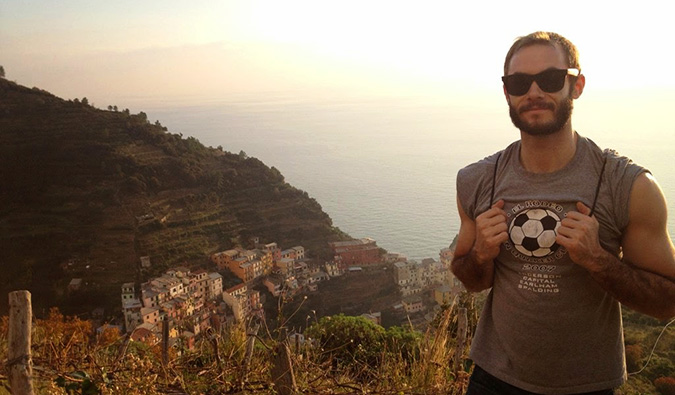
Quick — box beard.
[509,93,574,136]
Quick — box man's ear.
[572,74,585,99]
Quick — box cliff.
[0,78,349,314]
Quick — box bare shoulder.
[629,173,669,226]
[622,172,675,278]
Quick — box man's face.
[504,44,579,136]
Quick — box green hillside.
[0,79,349,315]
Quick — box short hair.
[503,31,580,75]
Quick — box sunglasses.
[502,68,580,96]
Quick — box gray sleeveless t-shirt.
[456,135,646,394]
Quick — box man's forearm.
[589,251,675,320]
[451,248,494,292]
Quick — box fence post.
[244,322,260,368]
[8,290,34,395]
[453,307,468,373]
[271,328,297,395]
[162,318,169,365]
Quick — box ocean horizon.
[137,92,675,261]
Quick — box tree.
[305,314,385,376]
[0,65,5,78]
[81,97,89,106]
[137,111,148,123]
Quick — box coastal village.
[112,236,462,349]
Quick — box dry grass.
[0,299,473,394]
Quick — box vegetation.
[1,295,671,394]
[622,308,675,394]
[0,297,473,394]
[0,78,350,316]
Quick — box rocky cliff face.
[0,79,348,314]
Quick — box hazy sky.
[3,0,675,104]
[2,1,675,152]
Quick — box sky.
[3,1,675,104]
[2,1,675,154]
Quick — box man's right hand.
[472,200,509,264]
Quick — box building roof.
[141,306,160,316]
[130,327,154,342]
[123,298,142,309]
[213,249,240,258]
[310,271,328,280]
[403,296,423,304]
[330,238,376,248]
[226,283,246,294]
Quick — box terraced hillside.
[0,79,349,315]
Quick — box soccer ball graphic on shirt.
[508,208,562,257]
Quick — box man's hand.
[556,202,606,271]
[473,200,509,264]
[451,197,503,292]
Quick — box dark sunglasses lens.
[504,75,532,96]
[537,70,567,93]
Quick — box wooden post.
[271,329,297,395]
[8,290,34,395]
[453,307,468,373]
[271,343,296,395]
[244,323,259,368]
[162,319,169,365]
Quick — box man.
[451,31,675,395]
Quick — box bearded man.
[451,31,675,395]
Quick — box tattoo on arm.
[451,249,494,293]
[590,252,675,320]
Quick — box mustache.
[519,101,555,113]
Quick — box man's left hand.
[556,202,607,272]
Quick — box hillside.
[0,78,349,315]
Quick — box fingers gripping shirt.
[455,135,646,394]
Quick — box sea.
[137,91,675,261]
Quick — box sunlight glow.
[2,0,675,101]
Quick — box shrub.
[305,314,385,377]
[626,344,645,373]
[655,376,675,395]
